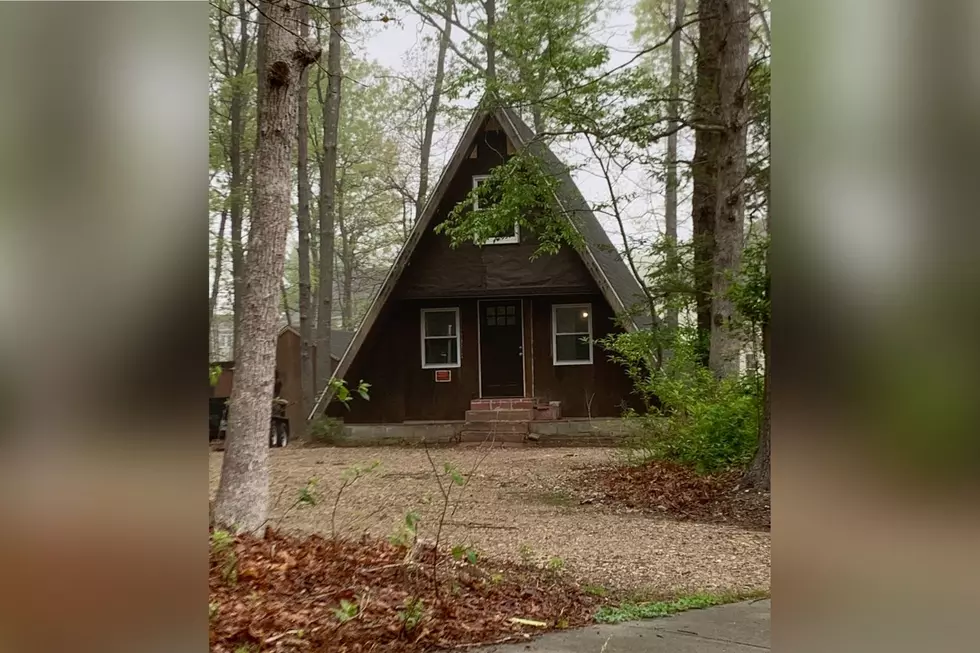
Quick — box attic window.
[472,175,519,245]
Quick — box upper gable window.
[472,175,519,245]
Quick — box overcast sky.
[352,0,690,250]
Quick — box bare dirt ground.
[209,447,770,594]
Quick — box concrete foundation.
[333,418,628,447]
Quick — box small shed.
[210,327,353,431]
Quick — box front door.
[479,300,524,397]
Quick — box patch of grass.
[309,416,346,444]
[594,590,768,624]
[534,489,577,507]
[582,584,609,597]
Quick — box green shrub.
[606,327,761,474]
[309,416,345,444]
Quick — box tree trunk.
[210,208,228,330]
[691,0,722,368]
[213,0,318,533]
[531,105,544,135]
[743,318,770,489]
[296,2,315,427]
[664,0,685,336]
[230,0,250,358]
[281,278,292,326]
[416,0,453,221]
[335,179,355,331]
[316,0,343,397]
[708,0,749,378]
[485,0,496,83]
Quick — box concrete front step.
[464,408,534,422]
[460,421,529,434]
[459,431,527,444]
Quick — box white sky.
[352,0,692,252]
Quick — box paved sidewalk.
[472,600,770,652]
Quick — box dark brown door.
[480,300,524,397]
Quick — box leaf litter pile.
[571,461,770,531]
[210,528,599,652]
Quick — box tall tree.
[743,291,770,489]
[296,1,315,426]
[691,0,721,368]
[484,0,496,82]
[664,0,685,335]
[707,0,749,377]
[416,0,454,220]
[214,0,319,532]
[226,0,252,358]
[210,208,228,329]
[316,0,344,395]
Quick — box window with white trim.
[472,175,519,244]
[552,304,593,365]
[421,308,461,368]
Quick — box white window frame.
[421,307,462,369]
[472,175,520,245]
[552,303,594,366]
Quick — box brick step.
[532,401,562,420]
[461,421,529,434]
[464,408,534,422]
[470,398,535,411]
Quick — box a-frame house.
[311,104,649,427]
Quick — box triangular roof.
[309,104,651,420]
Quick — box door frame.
[476,298,526,398]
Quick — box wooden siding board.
[530,293,638,418]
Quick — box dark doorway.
[479,299,524,397]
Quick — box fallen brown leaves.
[209,529,599,653]
[571,461,770,531]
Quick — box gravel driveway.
[209,447,770,593]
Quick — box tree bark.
[230,0,251,358]
[708,0,749,378]
[743,318,770,489]
[484,0,496,83]
[281,278,292,326]
[316,0,343,397]
[210,208,228,330]
[296,2,315,428]
[338,188,355,330]
[664,0,685,335]
[214,0,318,533]
[691,0,722,368]
[416,0,453,221]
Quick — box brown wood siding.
[332,293,639,423]
[277,330,304,429]
[330,298,482,423]
[530,293,639,418]
[395,122,595,299]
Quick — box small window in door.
[486,305,517,326]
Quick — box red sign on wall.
[434,369,451,382]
